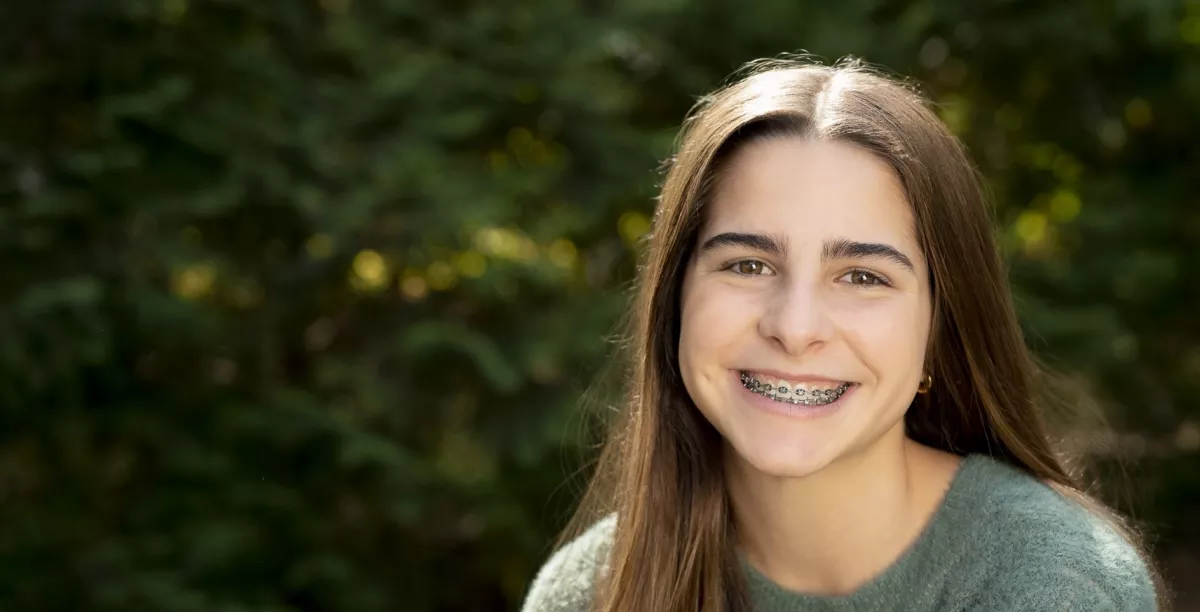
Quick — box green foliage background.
[1,0,1198,610]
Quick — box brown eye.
[726,259,772,276]
[846,268,889,287]
[738,260,763,275]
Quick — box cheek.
[679,277,752,371]
[836,295,931,366]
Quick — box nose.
[757,280,835,356]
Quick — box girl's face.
[678,137,933,477]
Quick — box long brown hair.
[557,57,1169,611]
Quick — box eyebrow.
[697,232,916,274]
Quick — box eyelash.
[721,259,893,288]
[844,268,893,288]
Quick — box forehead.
[703,137,920,253]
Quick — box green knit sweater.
[520,453,1157,611]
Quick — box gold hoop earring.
[917,372,933,394]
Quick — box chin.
[726,433,840,479]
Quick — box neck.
[727,431,950,596]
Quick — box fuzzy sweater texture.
[520,453,1157,611]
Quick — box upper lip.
[740,368,851,384]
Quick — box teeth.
[741,371,848,394]
[739,371,851,406]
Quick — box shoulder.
[962,455,1158,611]
[519,514,616,612]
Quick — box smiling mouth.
[738,370,853,406]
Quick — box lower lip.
[732,370,857,419]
